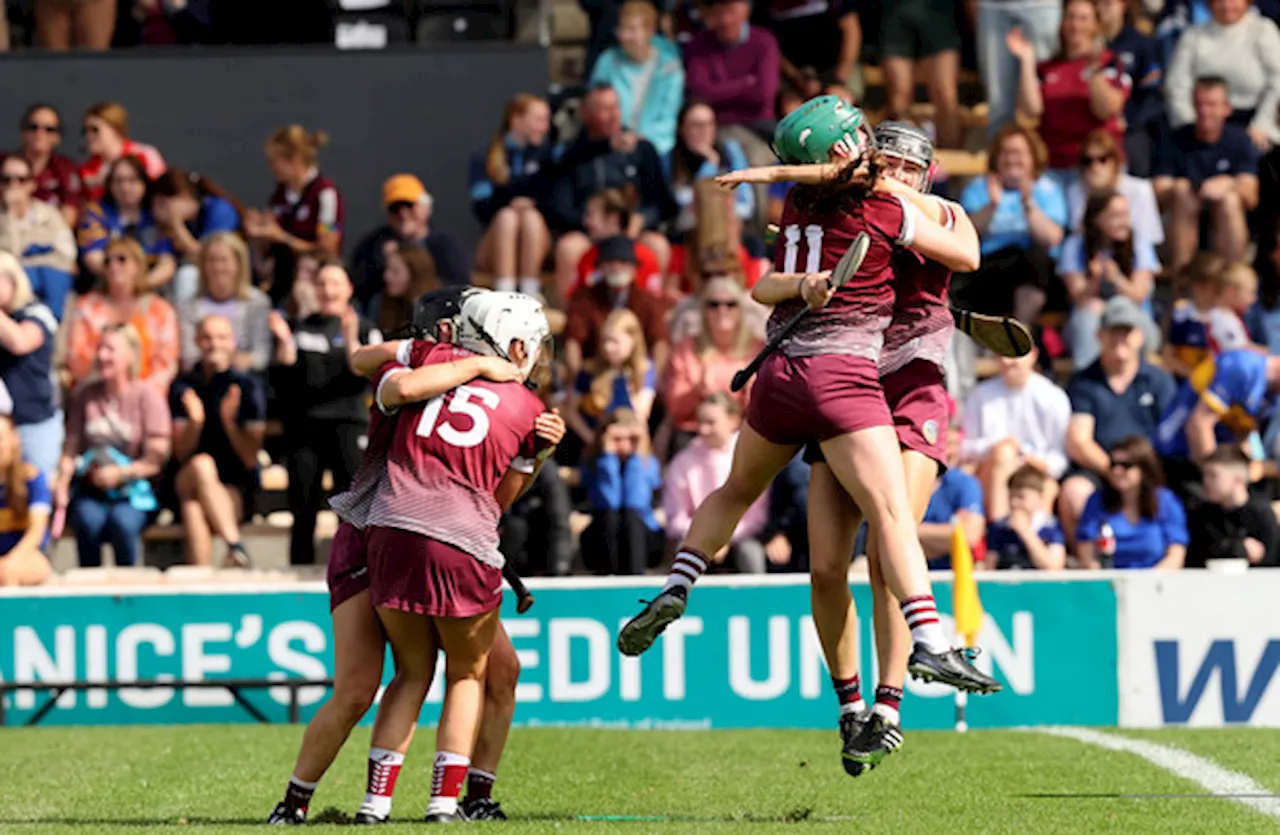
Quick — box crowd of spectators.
[5,0,1280,587]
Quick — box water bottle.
[1096,522,1116,568]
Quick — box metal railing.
[0,679,334,727]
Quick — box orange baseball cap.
[383,174,428,207]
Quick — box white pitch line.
[1038,726,1280,822]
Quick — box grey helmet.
[873,121,935,190]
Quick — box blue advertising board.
[0,577,1118,728]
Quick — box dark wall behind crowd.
[0,45,550,254]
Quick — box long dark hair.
[378,243,439,335]
[1102,435,1163,519]
[102,155,152,212]
[1083,189,1134,278]
[790,149,884,218]
[670,101,728,190]
[152,168,248,224]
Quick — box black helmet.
[410,287,486,342]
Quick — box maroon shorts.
[327,522,369,612]
[745,353,893,446]
[882,359,949,467]
[366,526,502,618]
[803,359,949,468]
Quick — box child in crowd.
[985,465,1067,571]
[1207,262,1262,355]
[565,309,656,447]
[1164,252,1223,379]
[580,408,663,575]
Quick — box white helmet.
[457,291,551,379]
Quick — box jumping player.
[716,120,995,774]
[361,291,562,824]
[617,97,999,699]
[808,123,982,772]
[268,290,530,825]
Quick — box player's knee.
[809,556,850,594]
[332,673,379,721]
[485,651,520,706]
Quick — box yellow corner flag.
[951,525,983,648]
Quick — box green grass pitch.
[3,725,1280,834]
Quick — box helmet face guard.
[872,121,935,191]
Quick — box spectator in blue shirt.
[77,156,177,294]
[1060,297,1177,545]
[986,464,1067,570]
[1155,348,1280,464]
[663,101,755,241]
[0,414,52,586]
[1058,189,1163,369]
[1153,77,1261,273]
[580,407,663,575]
[955,124,1067,324]
[1076,436,1189,569]
[0,253,60,487]
[1097,0,1165,176]
[468,94,557,298]
[589,0,685,156]
[150,169,243,302]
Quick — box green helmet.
[772,95,871,164]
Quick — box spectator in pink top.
[662,393,782,573]
[659,276,762,454]
[683,0,781,169]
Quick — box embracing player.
[357,291,562,824]
[618,96,999,707]
[268,290,541,824]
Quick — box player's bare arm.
[380,356,522,410]
[715,162,842,189]
[494,410,568,508]
[349,340,405,377]
[751,270,835,309]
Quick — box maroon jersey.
[21,153,83,211]
[267,170,344,247]
[329,339,437,529]
[771,191,914,361]
[366,345,545,568]
[880,196,958,376]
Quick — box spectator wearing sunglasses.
[1065,129,1163,241]
[659,277,761,455]
[0,154,76,320]
[9,103,81,228]
[77,156,177,294]
[1076,435,1188,569]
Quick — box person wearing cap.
[1059,295,1176,546]
[349,174,470,308]
[564,235,669,378]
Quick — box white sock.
[358,747,404,819]
[901,595,952,653]
[840,699,867,717]
[872,700,901,726]
[493,276,517,292]
[518,277,541,297]
[663,549,710,593]
[426,750,470,817]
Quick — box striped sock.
[426,751,470,817]
[832,674,866,716]
[900,595,951,653]
[662,549,710,593]
[874,684,903,725]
